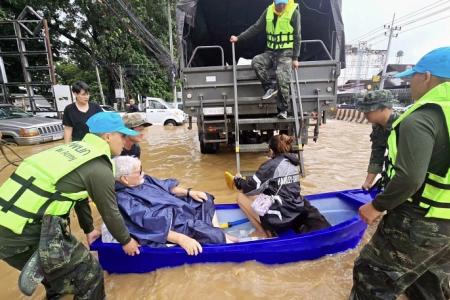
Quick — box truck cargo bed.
[183,59,339,116]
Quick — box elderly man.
[121,113,152,158]
[112,156,236,256]
[230,0,301,119]
[350,47,450,299]
[356,90,399,191]
[0,112,140,299]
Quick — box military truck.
[177,0,345,173]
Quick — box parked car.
[0,104,64,145]
[144,97,185,126]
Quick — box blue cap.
[274,0,288,4]
[395,47,450,78]
[86,112,139,136]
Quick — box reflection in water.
[0,120,381,300]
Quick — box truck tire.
[199,133,219,154]
[164,119,178,126]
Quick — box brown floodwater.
[0,120,388,300]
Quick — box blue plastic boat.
[90,189,376,274]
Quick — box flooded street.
[0,119,377,300]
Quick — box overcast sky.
[342,0,450,64]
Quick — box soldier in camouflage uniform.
[230,0,301,119]
[0,112,141,299]
[351,48,450,299]
[356,90,399,190]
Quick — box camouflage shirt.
[367,112,399,174]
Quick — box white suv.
[144,97,185,126]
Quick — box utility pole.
[95,64,106,105]
[355,41,367,92]
[396,50,404,64]
[119,65,125,110]
[167,0,177,103]
[379,13,401,90]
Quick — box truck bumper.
[15,132,64,145]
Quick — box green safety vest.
[0,133,113,234]
[386,82,450,219]
[266,2,298,50]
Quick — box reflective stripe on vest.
[0,133,113,234]
[386,82,450,219]
[266,3,298,50]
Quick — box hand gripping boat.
[90,189,376,274]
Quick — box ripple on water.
[0,120,378,299]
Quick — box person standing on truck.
[355,90,399,191]
[230,0,301,119]
[63,81,102,143]
[350,47,450,299]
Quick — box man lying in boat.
[231,134,331,238]
[108,155,236,256]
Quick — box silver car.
[0,104,64,145]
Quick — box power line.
[399,14,450,35]
[397,6,450,27]
[349,27,384,44]
[395,0,449,22]
[368,37,388,46]
[379,14,400,89]
[349,0,450,43]
[369,13,450,45]
[365,32,386,42]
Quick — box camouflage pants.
[350,203,450,300]
[252,49,293,112]
[0,218,105,300]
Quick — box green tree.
[1,0,175,104]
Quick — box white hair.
[112,156,141,180]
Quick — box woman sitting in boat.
[112,156,235,256]
[232,134,331,238]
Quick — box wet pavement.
[0,120,383,300]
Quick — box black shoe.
[261,88,278,100]
[277,111,288,119]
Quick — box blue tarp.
[115,175,226,247]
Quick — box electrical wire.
[395,0,449,22]
[0,140,23,173]
[349,27,384,44]
[368,37,388,46]
[349,0,450,43]
[365,32,386,42]
[397,6,450,27]
[399,14,450,35]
